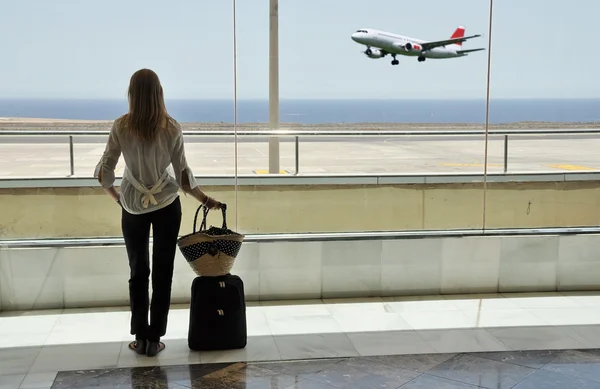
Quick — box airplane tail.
[450,26,466,47]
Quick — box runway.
[1,132,600,177]
[2,133,600,144]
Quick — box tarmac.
[1,133,600,177]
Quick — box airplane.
[351,26,485,65]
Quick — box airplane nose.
[351,33,359,42]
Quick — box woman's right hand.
[204,196,222,210]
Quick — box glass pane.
[0,1,235,239]
[484,0,600,229]
[235,0,493,234]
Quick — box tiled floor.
[2,292,600,388]
[13,350,600,388]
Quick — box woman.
[94,68,221,357]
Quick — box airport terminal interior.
[4,0,600,388]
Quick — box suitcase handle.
[193,203,228,233]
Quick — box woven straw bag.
[177,203,245,276]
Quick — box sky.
[0,0,597,100]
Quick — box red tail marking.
[450,26,465,46]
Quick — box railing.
[2,128,600,177]
[4,225,600,248]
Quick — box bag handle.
[193,203,228,233]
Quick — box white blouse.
[94,116,199,215]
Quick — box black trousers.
[121,197,182,341]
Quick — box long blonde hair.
[122,69,170,141]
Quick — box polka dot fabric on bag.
[177,204,245,275]
[180,239,242,262]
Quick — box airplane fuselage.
[352,29,464,59]
[351,26,484,64]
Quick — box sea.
[0,98,599,124]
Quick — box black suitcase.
[188,274,247,351]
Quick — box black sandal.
[146,341,165,357]
[128,339,147,355]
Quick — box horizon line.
[0,97,598,101]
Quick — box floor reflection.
[50,349,600,388]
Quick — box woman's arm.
[94,121,122,203]
[180,170,208,203]
[97,171,120,203]
[179,170,220,208]
[171,125,221,209]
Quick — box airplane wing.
[457,48,485,54]
[420,34,481,51]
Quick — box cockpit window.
[355,29,368,33]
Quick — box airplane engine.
[404,42,422,52]
[364,48,385,58]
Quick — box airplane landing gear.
[391,55,399,65]
[417,56,426,62]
